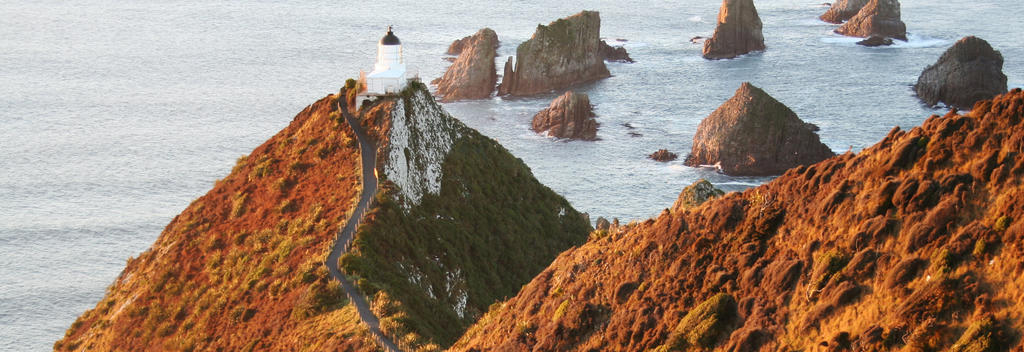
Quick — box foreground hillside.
[57,80,591,351]
[56,95,376,351]
[454,90,1024,351]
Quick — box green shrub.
[551,300,569,322]
[291,281,345,320]
[663,293,739,350]
[949,316,1006,352]
[813,249,849,289]
[248,156,275,181]
[994,216,1011,232]
[232,155,249,174]
[973,239,987,257]
[275,177,296,193]
[231,192,249,218]
[278,199,298,213]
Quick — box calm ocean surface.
[1,0,1021,349]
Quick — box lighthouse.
[363,26,408,95]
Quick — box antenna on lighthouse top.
[387,25,393,33]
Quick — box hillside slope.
[57,80,592,352]
[454,89,1024,351]
[340,81,592,350]
[56,95,377,351]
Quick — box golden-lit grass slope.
[56,94,378,351]
[453,90,1024,351]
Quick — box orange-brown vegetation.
[453,90,1024,351]
[55,94,378,351]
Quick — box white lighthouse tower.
[363,26,407,95]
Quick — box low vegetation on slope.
[453,90,1024,351]
[56,95,377,351]
[339,82,593,350]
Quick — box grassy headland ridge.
[56,95,376,351]
[453,90,1024,351]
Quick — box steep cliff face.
[915,36,1008,110]
[55,95,376,351]
[702,0,765,60]
[341,81,592,350]
[433,28,499,102]
[453,89,1024,351]
[498,11,611,96]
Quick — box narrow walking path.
[325,102,402,352]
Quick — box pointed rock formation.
[684,83,834,176]
[600,40,634,63]
[531,91,599,141]
[819,0,869,24]
[498,11,611,96]
[433,28,499,102]
[914,36,1008,109]
[836,0,907,41]
[702,0,765,60]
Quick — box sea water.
[1,0,1021,350]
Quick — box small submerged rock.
[703,0,765,60]
[684,82,835,176]
[531,91,599,141]
[857,36,893,47]
[649,149,679,162]
[914,36,1008,109]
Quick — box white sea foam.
[891,33,950,48]
[820,32,951,48]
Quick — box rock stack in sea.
[702,0,765,60]
[914,36,1008,109]
[498,11,611,96]
[531,91,599,140]
[819,0,869,24]
[684,82,834,176]
[835,0,907,41]
[599,40,634,63]
[433,28,499,102]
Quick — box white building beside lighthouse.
[362,26,407,95]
